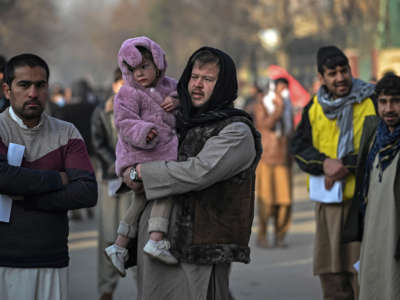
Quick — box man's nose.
[194,78,203,88]
[386,101,394,111]
[28,85,39,98]
[336,72,345,82]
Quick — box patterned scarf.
[317,78,375,158]
[363,120,400,202]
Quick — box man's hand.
[161,96,179,112]
[273,94,283,107]
[324,176,335,190]
[59,172,69,185]
[323,158,349,179]
[122,167,144,194]
[146,128,158,143]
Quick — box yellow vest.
[308,95,376,200]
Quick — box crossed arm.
[0,141,97,211]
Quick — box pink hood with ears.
[118,36,167,87]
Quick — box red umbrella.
[267,65,310,126]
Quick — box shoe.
[143,239,178,265]
[104,244,128,277]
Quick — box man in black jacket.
[290,46,375,299]
[0,53,97,300]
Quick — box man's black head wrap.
[317,45,349,74]
[176,47,250,134]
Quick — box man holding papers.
[0,54,97,300]
[290,46,376,299]
[344,74,400,299]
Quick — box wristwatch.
[129,166,142,182]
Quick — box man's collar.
[8,106,43,129]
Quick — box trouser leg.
[274,205,292,245]
[257,197,269,241]
[147,196,173,234]
[98,181,133,294]
[272,165,292,245]
[256,162,273,246]
[207,264,230,300]
[119,193,147,238]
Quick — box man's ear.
[2,82,10,100]
[317,72,325,86]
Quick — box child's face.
[132,58,158,88]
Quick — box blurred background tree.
[0,0,395,89]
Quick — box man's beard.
[192,101,210,116]
[16,103,44,120]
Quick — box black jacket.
[91,97,118,179]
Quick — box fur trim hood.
[117,36,167,87]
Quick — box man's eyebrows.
[17,80,47,84]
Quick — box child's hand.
[161,96,179,112]
[146,128,158,143]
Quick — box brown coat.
[254,94,290,166]
[171,116,262,265]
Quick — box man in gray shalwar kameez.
[344,74,400,300]
[122,47,262,300]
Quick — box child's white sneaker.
[143,239,178,265]
[104,244,128,277]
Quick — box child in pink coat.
[105,37,179,276]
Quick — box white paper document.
[0,143,25,223]
[309,175,343,203]
[108,178,123,197]
[7,143,25,166]
[353,260,360,273]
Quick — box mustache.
[191,89,204,95]
[24,100,42,107]
[382,113,398,117]
[334,81,349,87]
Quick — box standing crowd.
[0,38,398,300]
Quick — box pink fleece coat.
[114,36,178,176]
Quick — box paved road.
[68,171,322,299]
